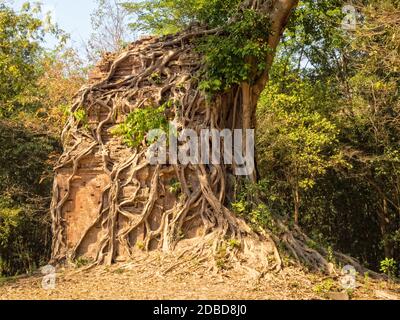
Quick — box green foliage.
[0,2,74,277]
[215,258,227,270]
[111,103,170,148]
[0,120,58,276]
[255,0,400,271]
[169,179,182,195]
[72,109,88,128]
[0,121,58,195]
[283,0,347,78]
[0,4,42,116]
[0,198,50,276]
[122,0,241,35]
[327,246,334,264]
[215,242,229,270]
[197,9,271,94]
[114,267,125,274]
[149,72,162,84]
[0,3,84,277]
[124,0,271,95]
[0,203,22,248]
[313,278,335,294]
[74,257,93,268]
[380,258,398,279]
[136,241,145,251]
[258,76,343,184]
[257,65,344,224]
[232,180,277,233]
[337,0,400,266]
[306,238,321,252]
[0,3,66,117]
[33,48,86,134]
[227,239,241,250]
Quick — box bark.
[379,198,393,258]
[294,184,300,225]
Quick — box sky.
[11,0,99,50]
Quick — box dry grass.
[1,257,399,300]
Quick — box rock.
[374,290,399,300]
[326,263,337,276]
[326,292,350,300]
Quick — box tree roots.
[50,25,372,278]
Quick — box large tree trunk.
[50,0,364,275]
[378,198,393,259]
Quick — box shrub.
[0,121,59,276]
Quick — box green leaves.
[257,69,342,193]
[231,181,277,233]
[0,3,65,118]
[112,103,170,148]
[0,202,22,248]
[0,121,58,276]
[122,0,241,35]
[198,78,222,93]
[72,109,88,128]
[254,0,400,268]
[380,258,398,279]
[197,9,271,95]
[123,1,271,95]
[168,178,182,195]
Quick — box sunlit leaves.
[197,9,271,94]
[257,67,343,193]
[112,104,170,148]
[122,0,241,35]
[0,3,65,117]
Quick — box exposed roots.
[50,25,371,278]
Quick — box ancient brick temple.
[52,39,162,261]
[51,35,208,263]
[50,1,320,272]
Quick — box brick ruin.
[49,0,348,276]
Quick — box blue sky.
[12,0,98,49]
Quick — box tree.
[340,0,400,261]
[0,2,46,117]
[0,120,59,276]
[257,67,344,225]
[52,0,386,275]
[0,3,82,276]
[86,0,135,63]
[122,0,243,35]
[0,2,69,118]
[53,0,355,274]
[254,0,400,272]
[33,48,87,134]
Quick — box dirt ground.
[1,258,399,300]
